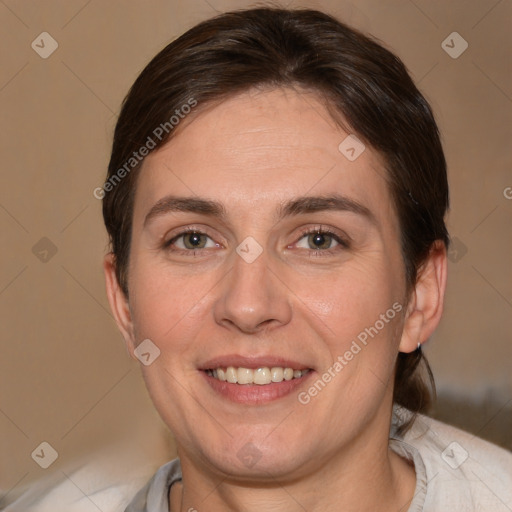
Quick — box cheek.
[128,256,216,348]
[297,256,402,336]
[293,255,405,396]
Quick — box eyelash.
[163,225,350,257]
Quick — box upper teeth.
[206,366,310,385]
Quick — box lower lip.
[201,371,314,404]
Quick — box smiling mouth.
[204,366,311,385]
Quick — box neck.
[170,407,416,512]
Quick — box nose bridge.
[214,241,291,332]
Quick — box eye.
[298,232,337,250]
[294,227,350,254]
[164,229,218,251]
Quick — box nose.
[213,247,292,334]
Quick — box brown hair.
[103,7,449,431]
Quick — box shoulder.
[1,460,156,512]
[1,448,179,512]
[125,458,182,512]
[392,407,512,511]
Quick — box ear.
[399,241,448,353]
[103,253,137,358]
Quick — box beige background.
[1,0,511,505]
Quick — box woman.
[101,7,512,511]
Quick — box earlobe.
[399,303,424,353]
[399,241,447,353]
[103,253,137,357]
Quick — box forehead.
[133,87,394,225]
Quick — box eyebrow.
[143,194,377,227]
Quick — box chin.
[196,431,314,481]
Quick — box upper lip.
[199,355,313,371]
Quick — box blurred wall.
[1,0,511,505]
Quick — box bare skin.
[105,87,447,511]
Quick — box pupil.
[311,233,328,249]
[187,233,203,248]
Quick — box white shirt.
[126,407,512,511]
[4,407,511,511]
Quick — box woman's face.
[113,88,415,480]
